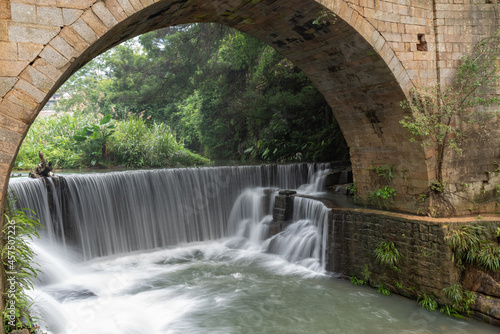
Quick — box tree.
[400,29,500,183]
[54,23,349,162]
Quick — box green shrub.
[445,224,500,272]
[14,112,211,170]
[441,284,475,317]
[418,294,438,311]
[350,276,367,286]
[1,199,43,332]
[374,241,402,272]
[377,286,391,296]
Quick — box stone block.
[0,111,27,134]
[139,0,154,6]
[0,77,17,97]
[6,88,38,112]
[0,99,31,123]
[50,35,78,60]
[0,41,18,60]
[71,18,99,44]
[128,0,144,11]
[10,0,56,5]
[10,3,36,24]
[18,42,43,61]
[37,6,64,27]
[0,126,23,154]
[0,153,14,173]
[15,79,46,103]
[8,23,60,44]
[0,21,8,41]
[105,0,128,22]
[33,58,62,82]
[39,45,69,70]
[60,26,90,53]
[63,8,83,25]
[81,8,108,36]
[56,0,96,10]
[116,0,136,16]
[0,60,29,77]
[0,1,10,20]
[19,66,54,93]
[92,2,118,28]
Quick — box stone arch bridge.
[0,0,499,215]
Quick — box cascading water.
[7,163,498,334]
[9,163,330,261]
[263,197,329,272]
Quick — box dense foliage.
[14,113,209,169]
[55,23,348,163]
[2,199,43,332]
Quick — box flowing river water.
[7,164,499,334]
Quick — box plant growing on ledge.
[445,224,500,272]
[374,241,402,272]
[368,186,397,209]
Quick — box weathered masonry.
[0,0,499,214]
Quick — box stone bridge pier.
[0,0,499,215]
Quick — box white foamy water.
[29,240,497,334]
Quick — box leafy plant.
[374,241,402,272]
[368,186,397,209]
[346,183,359,202]
[377,285,391,296]
[73,114,116,165]
[1,198,43,332]
[394,280,404,290]
[430,180,446,194]
[371,163,396,183]
[476,243,500,272]
[440,305,462,318]
[445,225,483,269]
[441,284,475,317]
[445,224,500,272]
[350,276,367,286]
[418,293,438,311]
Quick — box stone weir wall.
[327,208,500,327]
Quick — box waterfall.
[263,197,330,271]
[9,163,332,271]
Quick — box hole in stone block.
[417,34,427,51]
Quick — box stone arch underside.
[0,0,432,213]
